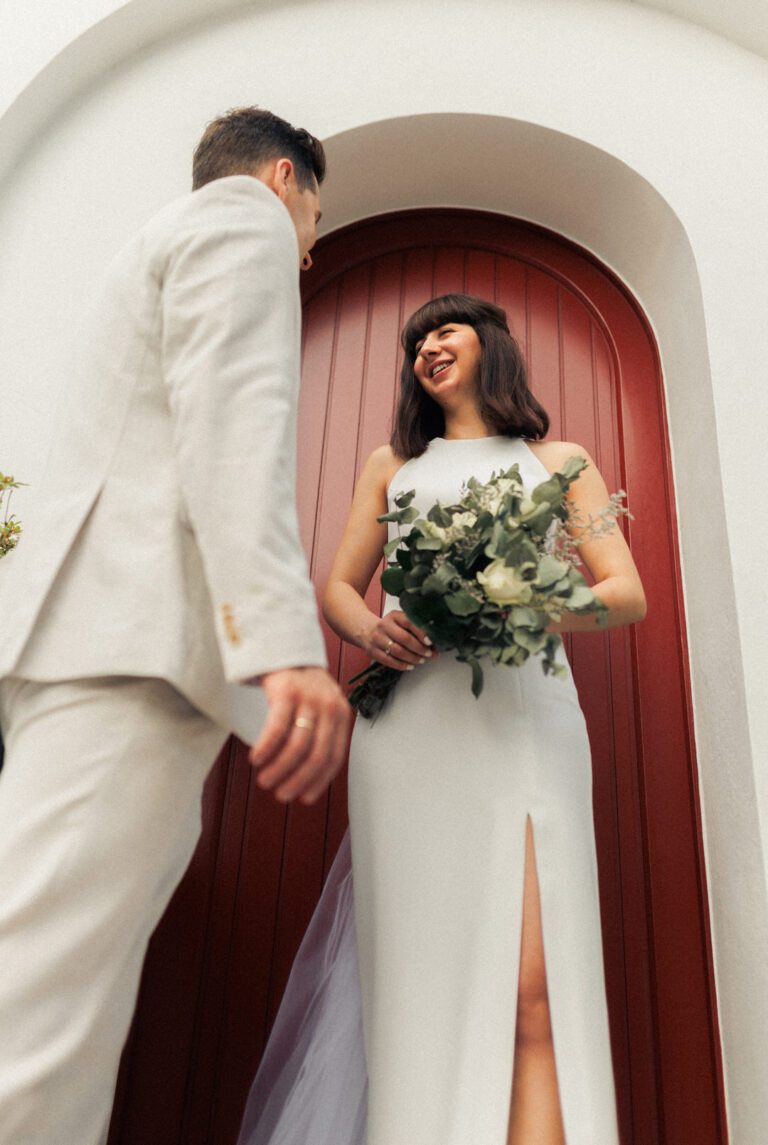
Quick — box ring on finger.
[384,638,394,656]
[294,716,316,731]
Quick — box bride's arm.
[323,446,434,670]
[533,441,646,633]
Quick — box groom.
[0,108,350,1145]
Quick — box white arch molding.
[2,2,768,1141]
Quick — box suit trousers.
[0,675,228,1145]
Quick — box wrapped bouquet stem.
[349,456,629,721]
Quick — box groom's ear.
[266,158,295,202]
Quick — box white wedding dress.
[237,436,620,1145]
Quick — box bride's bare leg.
[506,817,565,1145]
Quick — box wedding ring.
[384,638,394,655]
[294,716,315,731]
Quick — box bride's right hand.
[361,610,437,671]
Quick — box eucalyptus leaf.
[377,505,419,524]
[381,566,405,595]
[513,628,548,652]
[510,606,545,628]
[445,591,482,617]
[469,657,484,698]
[532,476,564,505]
[536,554,569,588]
[422,573,450,594]
[428,504,453,527]
[565,585,598,610]
[559,455,588,482]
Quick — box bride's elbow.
[630,584,647,624]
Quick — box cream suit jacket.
[0,175,327,740]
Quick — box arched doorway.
[108,211,726,1145]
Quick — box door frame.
[302,208,727,1145]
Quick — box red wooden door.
[108,211,726,1145]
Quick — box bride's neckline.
[433,434,510,442]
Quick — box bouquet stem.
[348,662,403,722]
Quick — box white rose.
[476,559,533,605]
[421,520,448,542]
[450,510,477,531]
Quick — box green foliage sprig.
[349,458,629,721]
[0,473,24,559]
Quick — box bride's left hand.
[361,609,437,671]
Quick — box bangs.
[401,294,508,354]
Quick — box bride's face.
[413,322,482,405]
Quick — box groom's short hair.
[192,107,326,191]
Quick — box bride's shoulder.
[356,444,408,495]
[363,444,406,484]
[525,438,595,473]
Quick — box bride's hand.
[361,610,437,671]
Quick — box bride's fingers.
[376,634,429,668]
[381,624,432,663]
[389,612,435,654]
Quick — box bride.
[237,293,645,1145]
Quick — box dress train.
[236,829,367,1145]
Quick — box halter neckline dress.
[237,434,619,1145]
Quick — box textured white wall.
[1,1,767,1139]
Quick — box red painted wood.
[108,211,726,1145]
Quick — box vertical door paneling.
[296,282,338,555]
[494,256,528,351]
[526,269,564,438]
[433,246,466,297]
[108,212,724,1145]
[465,248,496,300]
[108,742,234,1145]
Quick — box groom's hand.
[248,667,352,805]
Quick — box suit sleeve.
[160,183,328,681]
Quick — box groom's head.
[192,107,326,269]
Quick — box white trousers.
[0,676,228,1145]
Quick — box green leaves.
[567,585,598,611]
[381,566,405,595]
[536,554,569,588]
[445,590,482,617]
[559,454,588,482]
[378,505,418,525]
[350,458,628,719]
[427,504,453,527]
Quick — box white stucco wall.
[1,1,767,1140]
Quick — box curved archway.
[108,208,725,1145]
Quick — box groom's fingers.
[273,715,336,803]
[249,667,350,797]
[248,694,295,769]
[258,721,321,796]
[298,716,350,805]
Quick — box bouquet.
[349,456,628,720]
[0,473,24,559]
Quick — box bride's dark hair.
[390,293,549,460]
